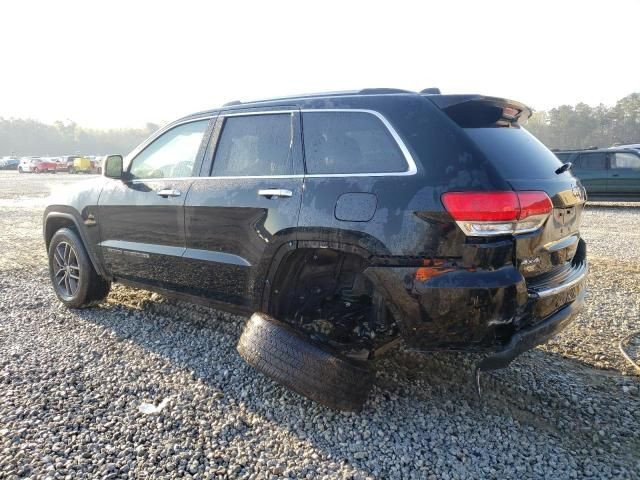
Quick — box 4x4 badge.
[572,185,583,201]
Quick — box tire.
[69,167,76,174]
[18,167,23,173]
[33,168,39,174]
[48,228,111,308]
[237,312,375,411]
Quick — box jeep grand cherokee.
[43,88,588,410]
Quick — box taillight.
[442,191,552,236]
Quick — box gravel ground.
[0,170,638,479]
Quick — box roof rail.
[551,146,601,152]
[358,88,415,95]
[220,88,418,108]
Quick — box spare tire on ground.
[237,312,375,411]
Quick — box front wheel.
[18,167,23,173]
[69,167,76,174]
[48,228,111,308]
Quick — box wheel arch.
[43,209,108,278]
[259,236,379,313]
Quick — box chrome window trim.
[300,108,417,177]
[127,108,419,181]
[220,110,298,117]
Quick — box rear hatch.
[428,94,586,280]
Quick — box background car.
[18,156,38,172]
[68,155,98,174]
[0,156,19,170]
[555,147,640,198]
[18,156,58,173]
[612,143,640,152]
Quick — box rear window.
[302,111,407,174]
[464,127,564,180]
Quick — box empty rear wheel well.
[266,248,398,357]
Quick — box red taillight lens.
[516,191,553,219]
[441,192,519,222]
[441,191,552,236]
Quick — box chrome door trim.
[258,188,293,198]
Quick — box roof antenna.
[420,88,441,94]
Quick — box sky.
[1,0,639,129]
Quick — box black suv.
[44,89,588,410]
[554,147,640,199]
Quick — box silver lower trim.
[530,263,588,299]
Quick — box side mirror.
[104,155,124,179]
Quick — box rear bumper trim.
[528,260,588,299]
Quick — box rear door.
[607,151,640,195]
[183,109,304,309]
[97,118,212,288]
[573,152,608,194]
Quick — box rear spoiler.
[425,94,532,127]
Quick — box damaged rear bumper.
[476,288,586,371]
[364,254,588,360]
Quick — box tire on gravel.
[237,312,374,411]
[48,227,111,308]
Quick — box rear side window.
[464,127,564,180]
[212,114,293,176]
[302,111,407,174]
[576,153,607,170]
[611,152,640,169]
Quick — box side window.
[129,120,209,179]
[576,153,606,170]
[302,111,408,174]
[212,114,293,176]
[611,152,640,169]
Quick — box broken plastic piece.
[138,397,171,415]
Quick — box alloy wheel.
[53,242,81,297]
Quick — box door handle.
[157,188,182,198]
[611,174,620,177]
[258,188,293,199]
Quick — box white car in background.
[18,157,39,173]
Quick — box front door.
[573,152,608,195]
[183,110,304,309]
[98,118,212,289]
[607,151,640,195]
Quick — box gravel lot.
[0,170,638,479]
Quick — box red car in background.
[34,158,58,173]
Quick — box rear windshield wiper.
[555,162,572,175]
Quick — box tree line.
[1,93,639,156]
[0,119,161,157]
[526,93,640,149]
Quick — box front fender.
[43,206,107,278]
